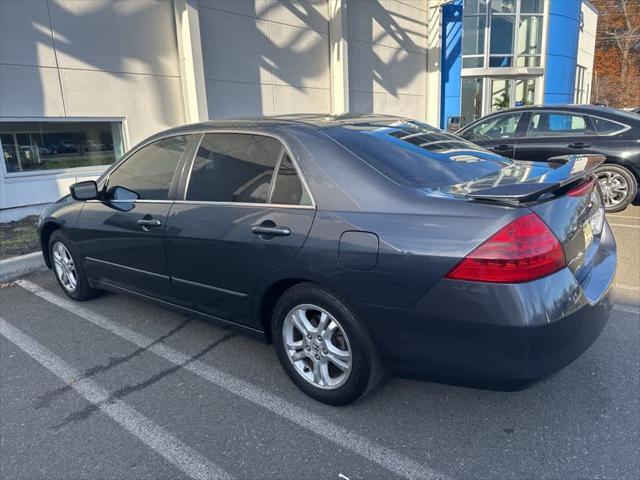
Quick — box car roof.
[481,104,615,115]
[144,114,409,140]
[458,104,640,132]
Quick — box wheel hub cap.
[283,304,352,390]
[52,242,78,292]
[597,171,629,208]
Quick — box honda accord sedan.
[38,115,616,405]
[457,105,640,212]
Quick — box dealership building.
[0,0,597,220]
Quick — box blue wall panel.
[440,0,463,128]
[544,1,581,104]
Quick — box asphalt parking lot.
[1,207,638,480]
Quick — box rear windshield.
[324,120,511,189]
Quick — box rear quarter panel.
[257,198,527,309]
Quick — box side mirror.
[69,180,98,201]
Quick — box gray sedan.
[38,115,616,405]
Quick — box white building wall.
[198,0,332,118]
[0,0,187,217]
[576,0,598,103]
[347,0,429,120]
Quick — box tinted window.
[106,135,188,201]
[186,133,282,203]
[271,153,312,205]
[527,113,591,136]
[461,113,523,140]
[592,117,626,135]
[325,120,511,189]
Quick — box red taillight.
[567,176,596,197]
[445,213,566,283]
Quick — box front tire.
[596,164,637,212]
[49,231,98,301]
[272,283,384,405]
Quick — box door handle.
[137,218,162,231]
[491,144,514,151]
[251,225,291,237]
[567,142,590,149]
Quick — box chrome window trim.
[86,199,174,204]
[522,109,631,139]
[183,129,317,208]
[85,256,169,280]
[171,200,316,210]
[587,114,632,137]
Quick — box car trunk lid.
[444,154,606,282]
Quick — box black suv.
[458,105,640,212]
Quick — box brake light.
[567,176,596,197]
[445,213,566,283]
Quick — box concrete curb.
[0,251,48,283]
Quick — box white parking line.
[16,280,446,480]
[608,223,640,229]
[0,317,232,480]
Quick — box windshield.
[324,120,511,189]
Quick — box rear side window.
[527,113,592,136]
[186,133,282,203]
[460,112,523,141]
[591,116,627,135]
[106,135,189,201]
[271,153,312,205]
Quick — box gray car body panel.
[38,114,616,387]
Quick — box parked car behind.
[39,115,615,405]
[458,105,640,212]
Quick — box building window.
[574,65,588,104]
[0,121,125,175]
[462,0,543,70]
[462,1,487,68]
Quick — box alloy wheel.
[282,304,352,390]
[52,241,78,292]
[597,170,629,209]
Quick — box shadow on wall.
[200,0,332,118]
[346,0,430,117]
[22,0,183,129]
[200,0,430,119]
[11,0,432,124]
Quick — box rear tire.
[49,230,98,301]
[596,164,637,212]
[272,283,385,405]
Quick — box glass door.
[486,77,539,114]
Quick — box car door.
[164,132,316,328]
[458,111,527,158]
[513,111,600,161]
[76,134,194,300]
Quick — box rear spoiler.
[465,154,605,203]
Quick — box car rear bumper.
[354,222,617,388]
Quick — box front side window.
[527,113,591,137]
[106,135,189,201]
[461,112,523,140]
[0,121,124,174]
